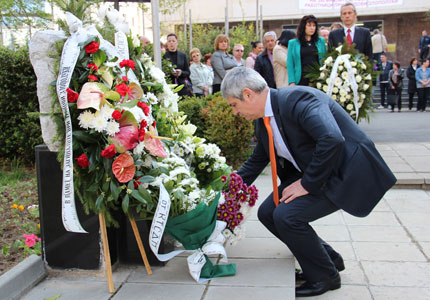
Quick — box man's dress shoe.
[295,255,345,281]
[296,272,341,297]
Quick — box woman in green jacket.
[287,15,326,86]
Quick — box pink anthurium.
[109,110,139,153]
[144,126,167,158]
[127,82,144,101]
[77,82,109,110]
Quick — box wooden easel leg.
[129,216,153,275]
[99,212,115,294]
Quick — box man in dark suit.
[221,67,396,297]
[254,31,277,88]
[163,33,192,97]
[419,30,430,61]
[328,2,372,59]
[378,53,393,108]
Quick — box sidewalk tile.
[375,144,393,151]
[348,225,411,242]
[387,197,430,213]
[371,199,391,212]
[225,238,292,259]
[384,156,406,164]
[396,212,430,226]
[328,242,357,261]
[370,286,430,300]
[302,285,372,300]
[112,283,205,300]
[311,211,345,225]
[209,258,294,287]
[383,189,430,201]
[419,242,430,257]
[386,163,415,172]
[244,220,273,238]
[205,286,294,300]
[404,226,430,242]
[313,225,351,242]
[361,261,430,287]
[343,212,400,226]
[389,143,428,150]
[353,242,426,261]
[393,173,425,184]
[378,149,398,157]
[339,261,367,285]
[394,149,430,156]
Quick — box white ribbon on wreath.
[326,54,360,122]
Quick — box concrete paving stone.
[244,220,273,238]
[393,172,425,184]
[348,225,411,242]
[375,144,393,151]
[209,258,294,287]
[383,189,430,201]
[313,225,351,242]
[408,162,430,173]
[385,162,415,172]
[311,211,345,225]
[419,242,430,257]
[112,283,205,300]
[361,261,430,287]
[423,173,430,184]
[396,212,430,226]
[128,257,202,284]
[328,242,357,261]
[21,279,112,300]
[343,211,400,226]
[404,226,430,242]
[394,148,430,156]
[204,286,295,300]
[224,237,292,259]
[353,241,426,262]
[377,149,398,157]
[301,285,372,300]
[338,261,367,285]
[389,143,428,150]
[370,286,430,300]
[371,199,391,212]
[387,197,430,213]
[384,156,407,164]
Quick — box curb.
[0,255,47,300]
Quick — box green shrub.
[178,95,207,138]
[202,95,254,169]
[0,46,43,164]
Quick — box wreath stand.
[99,212,153,293]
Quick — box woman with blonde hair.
[211,34,237,93]
[189,48,213,97]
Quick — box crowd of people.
[156,1,429,113]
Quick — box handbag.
[387,92,398,106]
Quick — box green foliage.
[228,22,256,59]
[178,95,207,138]
[0,46,43,164]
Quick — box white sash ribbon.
[149,186,228,283]
[326,54,359,122]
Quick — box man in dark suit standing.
[378,53,393,108]
[163,33,193,97]
[328,2,372,59]
[254,31,277,88]
[221,67,396,297]
[419,30,430,61]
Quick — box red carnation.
[122,76,128,82]
[88,75,98,82]
[139,128,146,142]
[76,153,91,168]
[119,59,135,70]
[140,119,148,129]
[137,102,150,116]
[134,176,142,189]
[112,110,122,120]
[87,63,98,71]
[84,41,100,54]
[152,121,156,127]
[66,88,79,103]
[101,144,117,158]
[115,83,132,97]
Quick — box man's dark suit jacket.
[163,50,192,96]
[237,87,396,217]
[378,60,393,82]
[328,27,373,59]
[254,50,276,88]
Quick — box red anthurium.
[66,88,79,103]
[109,111,139,153]
[144,127,167,158]
[76,153,91,168]
[85,41,100,54]
[101,144,116,158]
[112,153,136,183]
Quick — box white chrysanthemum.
[332,87,339,94]
[355,75,362,83]
[338,59,344,65]
[346,103,354,111]
[334,77,343,87]
[326,78,331,84]
[363,84,369,91]
[92,113,108,132]
[339,88,347,97]
[323,85,329,92]
[352,68,357,74]
[133,141,145,155]
[341,72,349,80]
[149,66,166,83]
[100,105,114,119]
[78,110,94,129]
[346,94,352,100]
[169,167,190,179]
[340,96,347,102]
[319,72,326,79]
[316,82,322,89]
[146,92,158,104]
[331,95,337,100]
[338,65,344,71]
[105,120,120,136]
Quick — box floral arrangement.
[217,173,258,245]
[306,42,376,123]
[52,9,231,227]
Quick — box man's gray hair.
[340,2,357,14]
[221,67,267,100]
[263,31,277,40]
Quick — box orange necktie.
[263,117,279,207]
[346,29,353,46]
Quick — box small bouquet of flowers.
[306,42,376,123]
[217,173,258,245]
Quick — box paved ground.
[19,144,430,299]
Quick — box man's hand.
[280,179,309,204]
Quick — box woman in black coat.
[406,57,419,110]
[388,62,404,112]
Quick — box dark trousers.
[408,92,417,110]
[390,86,402,111]
[417,87,430,111]
[380,82,389,106]
[420,48,429,61]
[258,181,340,282]
[212,84,221,94]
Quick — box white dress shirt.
[264,91,302,172]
